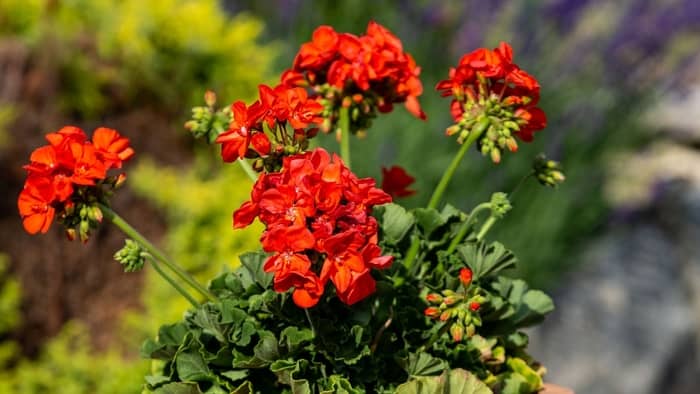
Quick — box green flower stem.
[476,215,498,241]
[304,309,316,338]
[99,203,218,303]
[446,202,491,254]
[339,106,352,168]
[427,129,483,210]
[419,323,451,353]
[238,159,258,182]
[143,253,199,308]
[403,126,485,271]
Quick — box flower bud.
[465,323,476,338]
[426,293,443,304]
[459,268,473,287]
[115,173,127,189]
[439,310,451,321]
[443,294,462,306]
[90,206,103,223]
[65,228,77,241]
[469,301,481,312]
[424,307,440,319]
[490,147,501,164]
[450,322,464,342]
[204,90,217,107]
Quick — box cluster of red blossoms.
[437,42,545,149]
[283,21,426,123]
[233,148,393,308]
[18,126,133,234]
[216,84,323,166]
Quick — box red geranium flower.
[18,176,56,234]
[381,165,416,198]
[18,126,134,236]
[232,148,393,308]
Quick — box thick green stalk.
[99,203,218,303]
[144,254,199,308]
[238,159,258,182]
[403,126,485,271]
[339,106,352,168]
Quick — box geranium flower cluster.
[216,84,324,170]
[18,126,133,236]
[233,148,393,308]
[283,21,425,135]
[436,42,545,163]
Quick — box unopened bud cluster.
[489,192,512,218]
[184,91,233,144]
[424,268,486,342]
[114,239,146,272]
[533,154,566,188]
[317,85,383,138]
[59,176,124,242]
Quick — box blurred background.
[0,1,698,393]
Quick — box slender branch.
[142,253,199,308]
[305,309,316,338]
[446,202,491,254]
[339,106,352,168]
[370,307,394,353]
[403,125,485,271]
[99,203,218,302]
[419,323,451,353]
[426,126,482,210]
[476,215,498,241]
[238,159,258,182]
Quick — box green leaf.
[191,307,225,343]
[219,299,247,324]
[440,204,462,221]
[141,339,169,359]
[239,251,273,289]
[506,357,543,392]
[280,326,314,353]
[458,241,517,280]
[145,374,172,387]
[322,375,363,394]
[513,290,554,327]
[500,373,529,394]
[221,370,249,382]
[399,352,448,377]
[176,351,212,382]
[253,330,280,362]
[414,208,446,237]
[158,323,190,346]
[381,203,415,244]
[231,381,253,394]
[291,378,312,394]
[154,382,204,394]
[395,368,493,394]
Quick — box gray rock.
[529,180,700,394]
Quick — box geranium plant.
[19,22,568,394]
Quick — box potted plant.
[18,21,571,393]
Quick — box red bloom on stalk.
[436,42,546,161]
[18,176,56,234]
[215,85,322,166]
[459,267,473,287]
[381,165,416,198]
[287,21,426,132]
[18,126,133,235]
[233,148,393,308]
